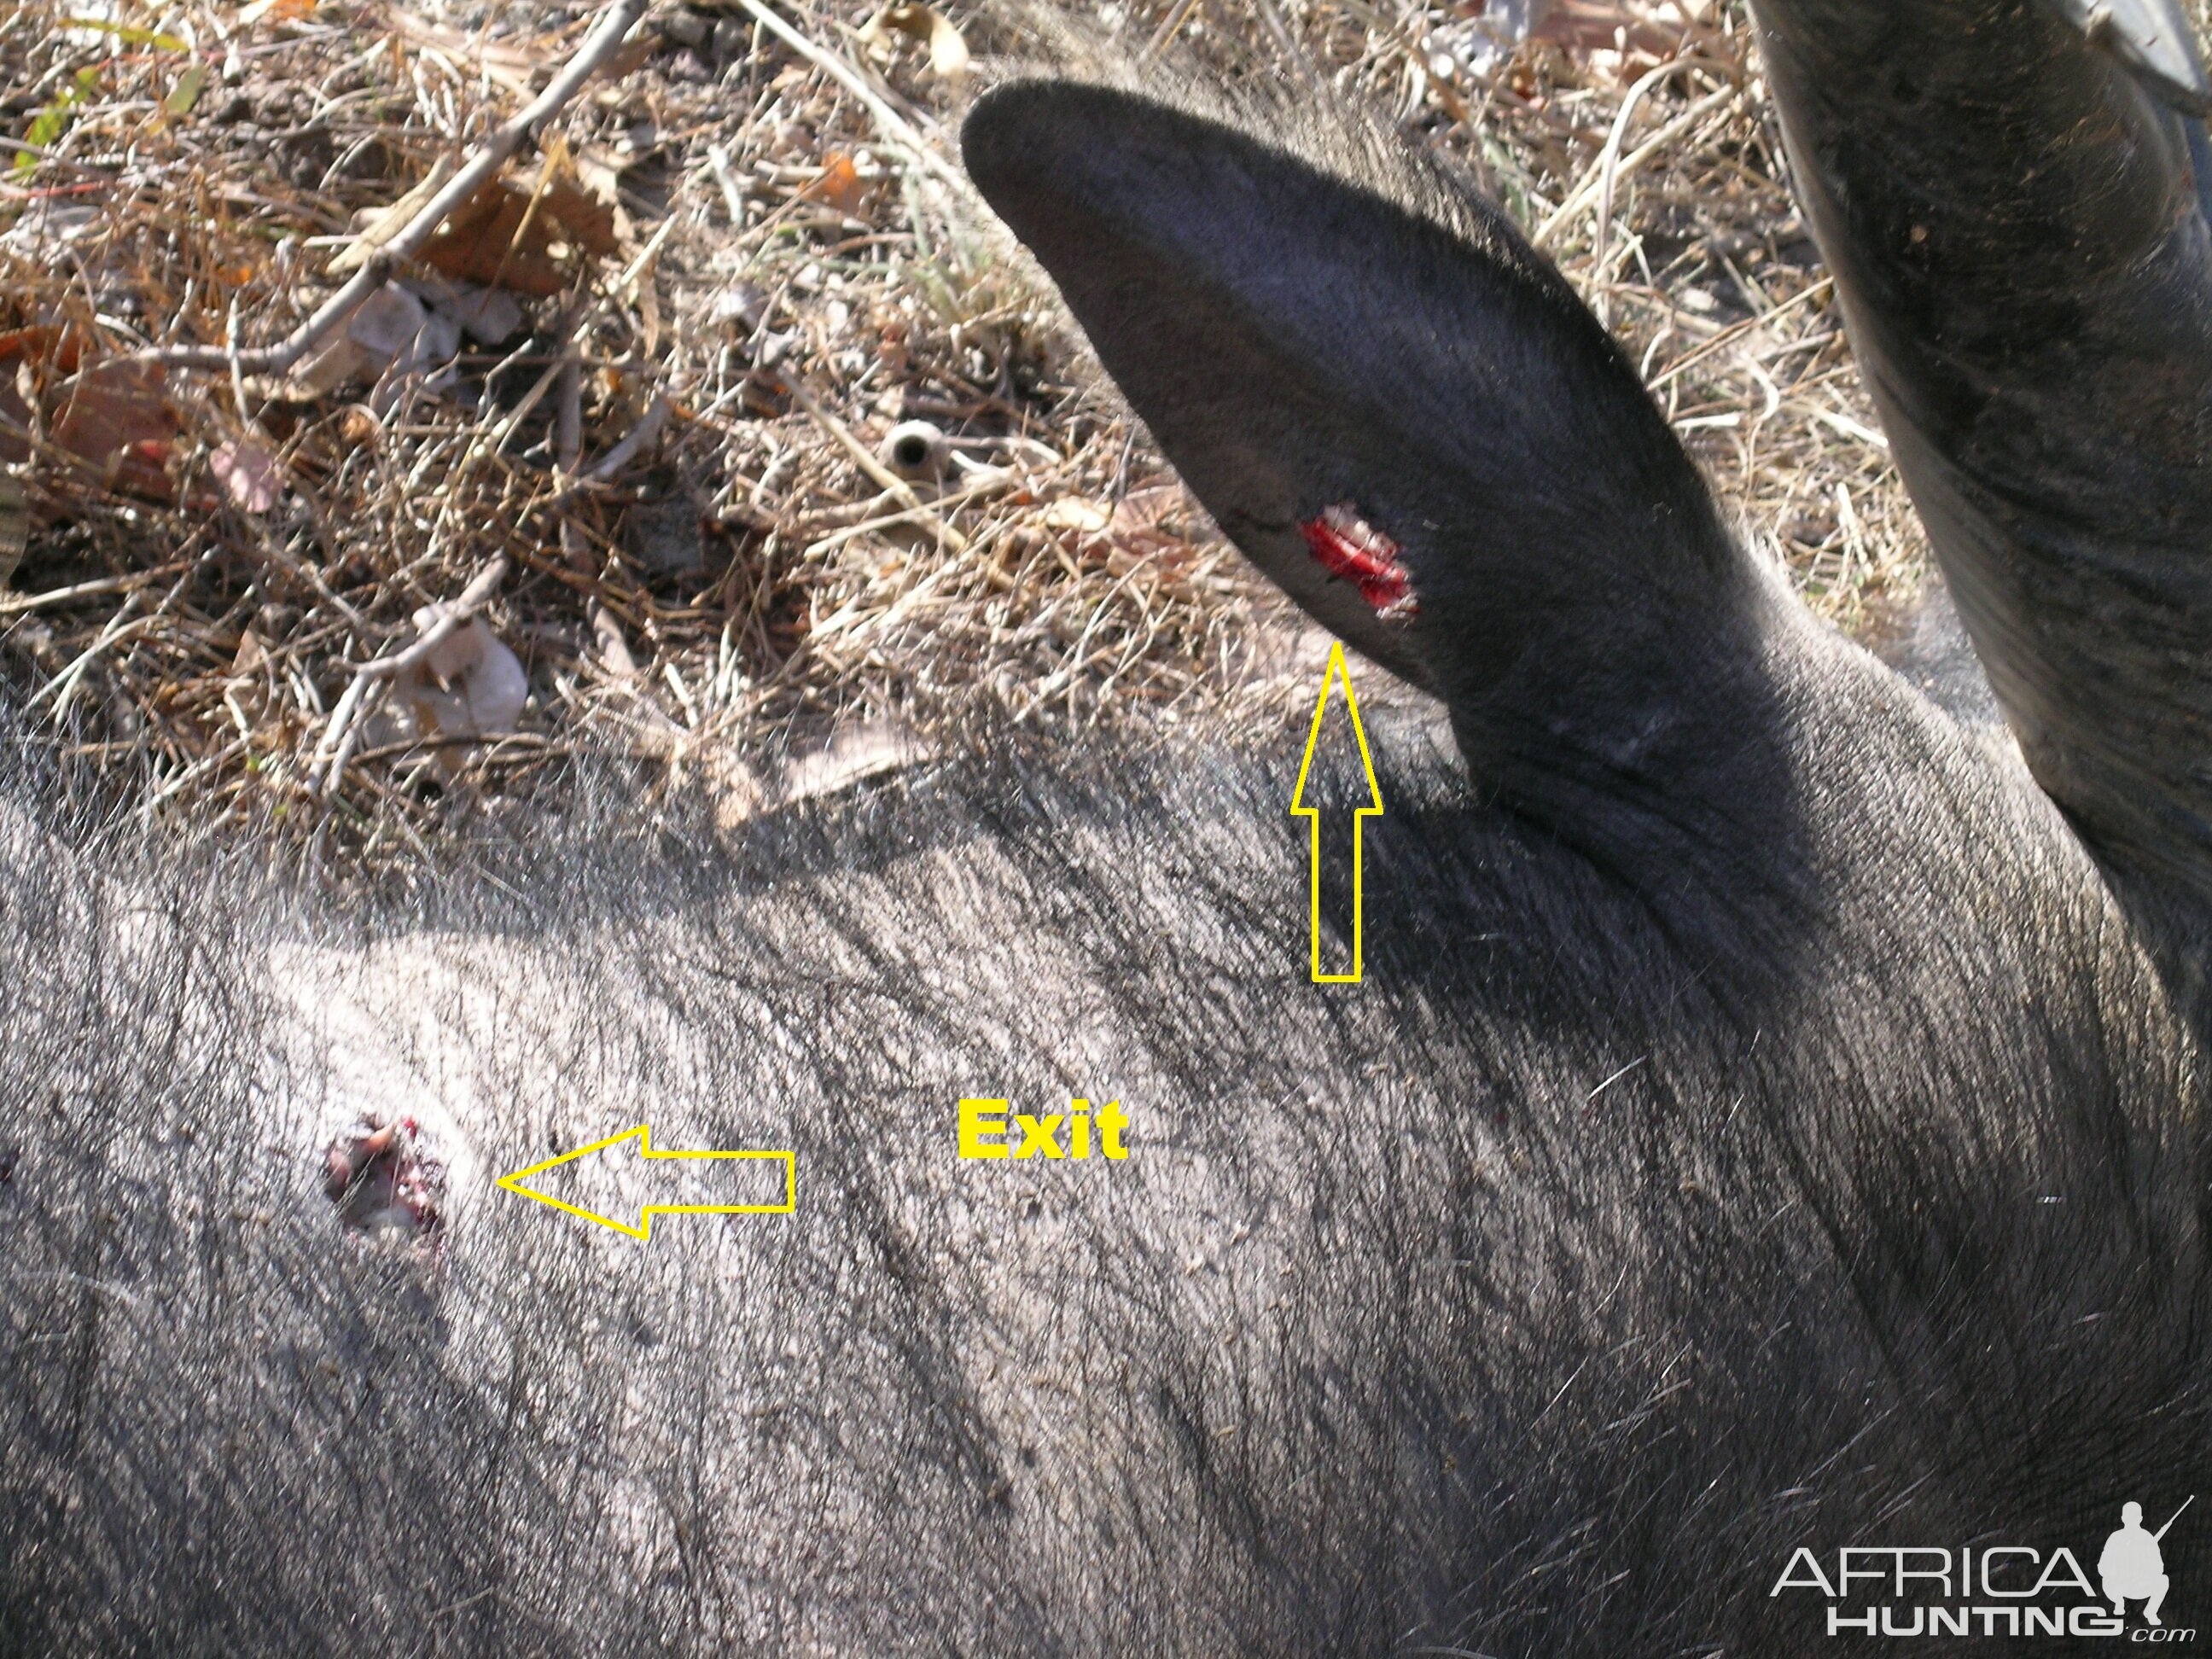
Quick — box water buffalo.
[3,1,2205,1651]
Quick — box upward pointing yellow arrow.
[1290,642,1384,984]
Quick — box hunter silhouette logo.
[2103,1499,2192,1628]
[1771,1497,2197,1640]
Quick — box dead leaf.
[335,408,379,451]
[394,613,528,746]
[50,358,177,502]
[536,176,619,255]
[709,719,933,831]
[291,282,434,393]
[346,282,431,362]
[447,283,524,344]
[570,143,631,208]
[230,627,270,677]
[806,152,870,219]
[1041,497,1113,535]
[1109,483,1191,551]
[212,435,284,513]
[0,369,32,469]
[864,3,970,78]
[592,33,661,85]
[291,338,370,397]
[0,329,69,469]
[0,324,86,377]
[1532,0,1687,65]
[416,173,619,295]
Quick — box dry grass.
[0,0,1987,853]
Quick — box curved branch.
[140,0,652,376]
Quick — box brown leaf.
[1,327,81,468]
[0,325,87,376]
[536,177,620,258]
[238,0,317,25]
[569,143,631,208]
[416,174,620,295]
[49,359,178,502]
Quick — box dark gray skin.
[1753,0,2212,905]
[3,5,2209,1655]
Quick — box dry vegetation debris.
[0,0,2059,853]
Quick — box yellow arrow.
[1290,642,1384,984]
[497,1125,795,1241]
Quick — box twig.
[613,211,683,301]
[352,731,559,765]
[728,0,970,196]
[556,351,638,677]
[310,556,511,800]
[1534,74,1739,252]
[1144,0,1206,60]
[137,0,652,375]
[1252,0,1301,61]
[0,562,191,616]
[786,382,968,553]
[0,137,107,179]
[538,393,673,513]
[801,469,1022,560]
[706,143,748,228]
[27,596,151,714]
[579,395,671,485]
[1588,58,1698,324]
[1646,277,1834,390]
[350,556,513,684]
[309,673,386,802]
[556,348,584,472]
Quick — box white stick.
[2154,1494,2195,1542]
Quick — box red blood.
[1298,509,1416,619]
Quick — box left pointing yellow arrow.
[498,1125,795,1240]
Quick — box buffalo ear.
[963,80,1783,839]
